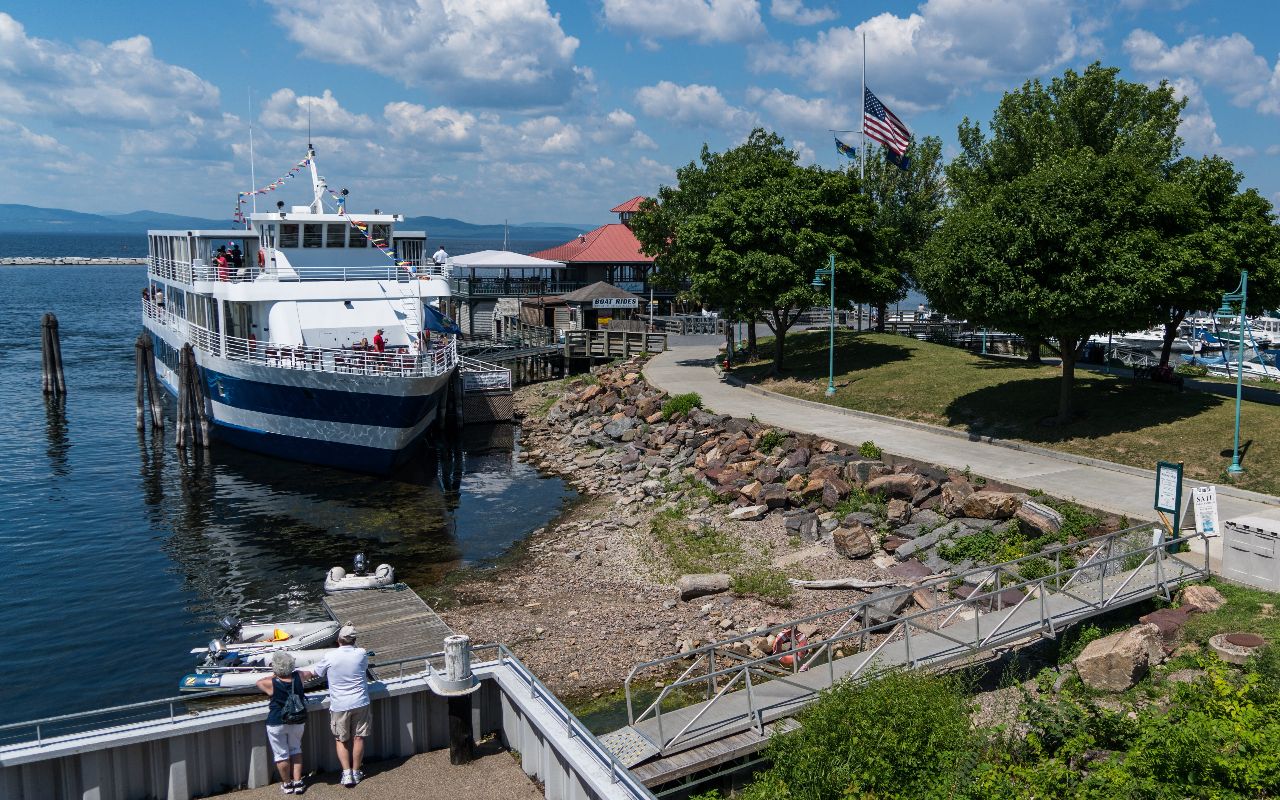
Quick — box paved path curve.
[645,343,1280,568]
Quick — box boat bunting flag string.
[322,186,410,269]
[233,154,312,223]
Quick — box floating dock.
[321,583,454,678]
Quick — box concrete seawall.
[0,257,146,265]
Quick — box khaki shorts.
[329,705,372,741]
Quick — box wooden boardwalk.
[610,551,1206,767]
[321,584,454,679]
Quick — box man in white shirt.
[309,624,372,787]
[432,246,448,265]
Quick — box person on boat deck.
[155,288,165,308]
[310,624,372,788]
[255,651,309,795]
[372,329,386,353]
[215,245,229,281]
[432,245,448,265]
[229,242,245,279]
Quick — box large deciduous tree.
[632,129,875,373]
[917,63,1189,424]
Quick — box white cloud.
[745,86,852,130]
[1266,144,1280,157]
[1124,29,1278,112]
[630,130,659,150]
[0,12,221,127]
[260,89,374,135]
[635,81,755,131]
[0,117,68,154]
[494,115,584,155]
[384,102,479,148]
[758,0,1097,113]
[1168,78,1255,159]
[268,0,581,108]
[769,0,836,26]
[1118,0,1193,10]
[602,0,765,46]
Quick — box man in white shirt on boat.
[432,246,448,266]
[305,624,372,787]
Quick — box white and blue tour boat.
[142,146,459,473]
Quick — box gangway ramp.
[607,526,1210,766]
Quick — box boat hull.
[145,321,453,473]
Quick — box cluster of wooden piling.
[40,313,66,397]
[134,334,164,430]
[176,343,211,450]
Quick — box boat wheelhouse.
[142,146,458,473]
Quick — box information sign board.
[592,298,639,308]
[1154,460,1184,533]
[1191,485,1221,537]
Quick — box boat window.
[348,222,366,248]
[279,224,299,248]
[303,224,323,248]
[371,224,391,248]
[326,224,346,248]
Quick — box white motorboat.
[190,617,340,657]
[324,553,395,593]
[180,647,335,694]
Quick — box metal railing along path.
[144,299,458,378]
[620,525,1209,757]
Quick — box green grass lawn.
[732,330,1280,495]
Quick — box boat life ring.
[773,627,811,670]
[257,249,265,267]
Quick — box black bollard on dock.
[41,313,67,397]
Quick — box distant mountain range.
[0,204,594,241]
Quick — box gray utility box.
[1223,515,1280,590]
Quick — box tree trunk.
[747,318,758,361]
[1159,309,1187,369]
[876,302,887,332]
[724,322,734,368]
[1026,336,1042,364]
[1057,336,1079,424]
[772,322,787,374]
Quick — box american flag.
[863,88,910,156]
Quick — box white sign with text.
[1192,485,1221,537]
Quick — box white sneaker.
[341,770,355,787]
[352,770,364,785]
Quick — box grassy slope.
[733,330,1280,496]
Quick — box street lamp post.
[1216,269,1249,475]
[811,253,837,397]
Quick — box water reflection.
[156,424,573,626]
[43,395,69,477]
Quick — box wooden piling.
[142,337,163,429]
[41,313,67,397]
[447,695,474,765]
[175,346,189,450]
[135,335,147,431]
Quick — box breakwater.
[1,256,146,265]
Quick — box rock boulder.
[1179,584,1226,613]
[1073,624,1163,691]
[865,473,928,500]
[677,573,732,601]
[961,491,1022,520]
[833,524,875,558]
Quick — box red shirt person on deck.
[372,329,386,353]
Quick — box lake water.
[0,233,564,259]
[0,255,575,725]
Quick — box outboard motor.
[218,615,243,642]
[202,639,227,666]
[353,553,368,576]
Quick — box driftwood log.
[787,573,948,591]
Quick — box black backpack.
[281,675,308,724]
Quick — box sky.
[1,0,1278,227]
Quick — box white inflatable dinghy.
[190,618,341,656]
[324,554,394,593]
[180,647,334,694]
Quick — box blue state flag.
[834,137,857,159]
[423,304,462,334]
[885,148,912,171]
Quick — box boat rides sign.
[592,298,639,309]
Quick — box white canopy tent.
[445,250,566,270]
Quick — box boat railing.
[143,299,458,378]
[149,256,449,285]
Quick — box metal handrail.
[149,255,447,285]
[625,526,1208,752]
[143,299,458,378]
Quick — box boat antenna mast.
[306,100,328,214]
[248,90,257,225]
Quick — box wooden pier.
[321,584,454,678]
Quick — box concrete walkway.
[645,344,1280,568]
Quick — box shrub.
[1016,556,1055,582]
[756,429,786,453]
[1175,363,1208,377]
[739,670,977,800]
[1058,623,1104,664]
[662,392,702,419]
[859,440,883,459]
[731,566,793,606]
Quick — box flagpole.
[248,90,257,218]
[860,30,866,185]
